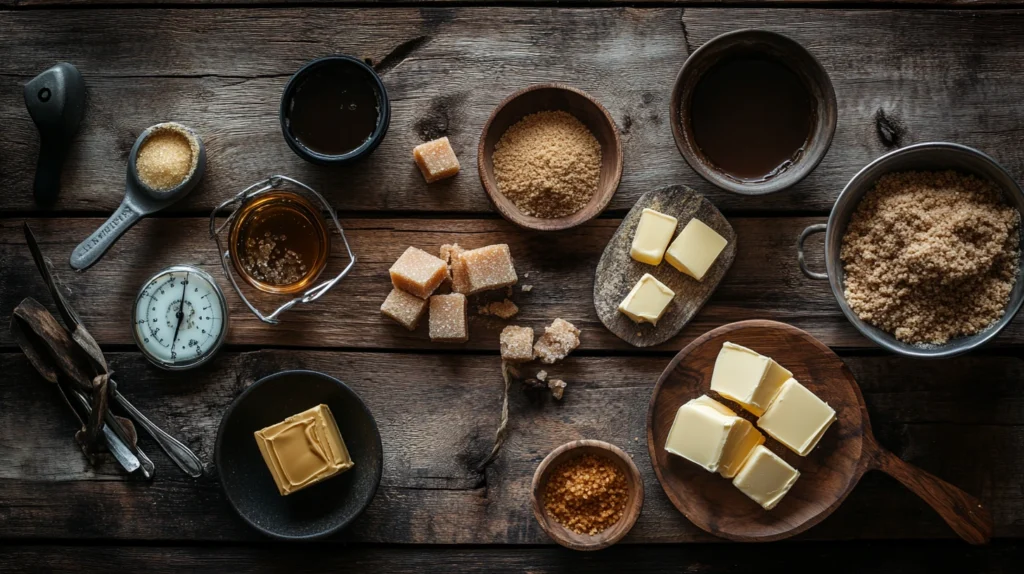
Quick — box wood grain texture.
[3,9,1024,214]
[593,186,736,347]
[0,1,1017,8]
[3,217,1022,351]
[0,349,1021,542]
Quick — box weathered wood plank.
[3,217,1022,351]
[2,1,1016,7]
[1,542,1022,574]
[1,350,1020,542]
[2,8,1024,214]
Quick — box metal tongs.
[10,224,203,478]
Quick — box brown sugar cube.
[390,246,448,299]
[413,137,461,183]
[534,318,580,364]
[380,288,428,331]
[429,293,469,343]
[460,244,518,295]
[500,325,534,362]
[439,243,471,293]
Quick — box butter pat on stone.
[665,218,728,281]
[630,208,678,265]
[254,404,354,496]
[732,445,800,510]
[618,273,675,325]
[757,378,836,456]
[664,395,765,478]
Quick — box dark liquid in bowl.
[286,62,380,156]
[689,57,813,181]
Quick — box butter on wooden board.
[629,208,678,265]
[665,218,728,281]
[757,378,836,456]
[664,395,765,478]
[254,404,354,496]
[709,342,791,416]
[732,445,800,510]
[617,273,675,325]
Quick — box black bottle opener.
[24,62,86,205]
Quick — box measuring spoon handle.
[70,196,142,271]
[112,384,204,478]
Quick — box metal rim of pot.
[796,141,1024,359]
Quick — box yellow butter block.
[757,378,836,456]
[630,208,678,265]
[254,404,354,496]
[618,273,675,325]
[732,445,800,510]
[665,218,727,280]
[664,395,765,478]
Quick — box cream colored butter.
[757,378,836,456]
[732,445,800,510]
[630,208,678,265]
[664,395,765,478]
[665,218,727,281]
[709,342,771,406]
[254,404,355,496]
[618,273,675,325]
[746,359,792,416]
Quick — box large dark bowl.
[215,370,383,540]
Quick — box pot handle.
[797,223,829,280]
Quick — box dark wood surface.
[2,3,1023,572]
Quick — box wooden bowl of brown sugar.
[531,439,644,551]
[478,84,623,231]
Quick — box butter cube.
[732,445,800,510]
[664,395,765,478]
[429,293,469,343]
[665,218,728,281]
[710,342,771,407]
[413,137,461,183]
[630,208,678,265]
[500,325,534,363]
[380,288,428,331]
[618,273,675,325]
[460,244,517,295]
[390,246,448,299]
[757,378,836,456]
[254,404,354,496]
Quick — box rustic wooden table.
[1,2,1023,572]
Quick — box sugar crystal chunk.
[390,246,448,299]
[440,243,470,293]
[500,325,534,362]
[413,137,461,183]
[548,379,567,400]
[460,244,518,295]
[380,288,428,331]
[429,293,469,343]
[534,318,580,364]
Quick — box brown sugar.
[548,378,567,400]
[543,453,628,535]
[840,170,1020,344]
[381,288,428,331]
[534,318,580,364]
[479,299,519,319]
[390,246,449,299]
[429,293,469,343]
[135,126,197,191]
[413,137,461,183]
[440,243,470,293]
[492,110,601,218]
[460,244,518,295]
[500,325,534,362]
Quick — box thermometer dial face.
[133,265,228,370]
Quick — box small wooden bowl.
[531,439,644,551]
[478,84,623,231]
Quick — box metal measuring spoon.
[70,122,206,271]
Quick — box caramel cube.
[534,318,580,364]
[381,288,428,331]
[390,246,448,299]
[413,137,461,183]
[254,404,354,496]
[429,293,469,343]
[460,244,518,295]
[500,325,534,362]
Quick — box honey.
[229,190,329,294]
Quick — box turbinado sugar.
[492,110,601,218]
[500,325,534,362]
[135,126,197,191]
[534,318,580,364]
[429,293,469,343]
[381,288,428,331]
[390,246,448,299]
[459,244,518,295]
[413,137,461,183]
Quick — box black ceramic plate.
[215,370,383,540]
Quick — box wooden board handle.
[873,446,993,544]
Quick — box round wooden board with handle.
[647,320,994,544]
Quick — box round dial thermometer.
[133,265,228,370]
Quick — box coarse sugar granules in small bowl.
[135,123,200,191]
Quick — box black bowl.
[215,370,383,540]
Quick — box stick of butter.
[709,342,791,416]
[757,378,836,456]
[665,218,728,281]
[618,273,675,325]
[732,445,800,510]
[630,208,678,265]
[664,395,765,478]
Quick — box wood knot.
[875,108,907,149]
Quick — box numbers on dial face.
[134,269,225,367]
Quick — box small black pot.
[280,55,390,166]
